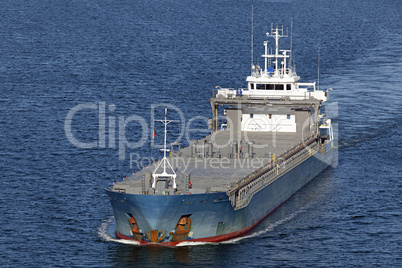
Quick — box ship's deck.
[111,130,304,194]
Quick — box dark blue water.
[1,0,401,267]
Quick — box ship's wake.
[175,213,298,247]
[177,203,310,247]
[97,217,140,245]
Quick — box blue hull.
[105,149,334,245]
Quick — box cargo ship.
[105,24,335,246]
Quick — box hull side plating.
[106,149,333,244]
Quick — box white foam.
[176,241,217,247]
[176,207,307,247]
[97,217,140,246]
[219,203,312,245]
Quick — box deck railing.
[227,136,320,210]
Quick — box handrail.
[227,136,319,210]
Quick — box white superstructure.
[216,24,328,102]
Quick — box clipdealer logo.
[64,102,212,162]
[65,102,148,160]
[64,101,339,169]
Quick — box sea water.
[0,0,401,266]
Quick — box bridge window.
[250,83,254,89]
[255,84,287,90]
[256,84,265,90]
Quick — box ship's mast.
[290,18,293,72]
[251,5,254,72]
[262,24,288,77]
[152,107,178,189]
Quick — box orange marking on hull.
[149,230,159,242]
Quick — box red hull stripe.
[115,198,288,246]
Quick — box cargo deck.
[112,131,305,194]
